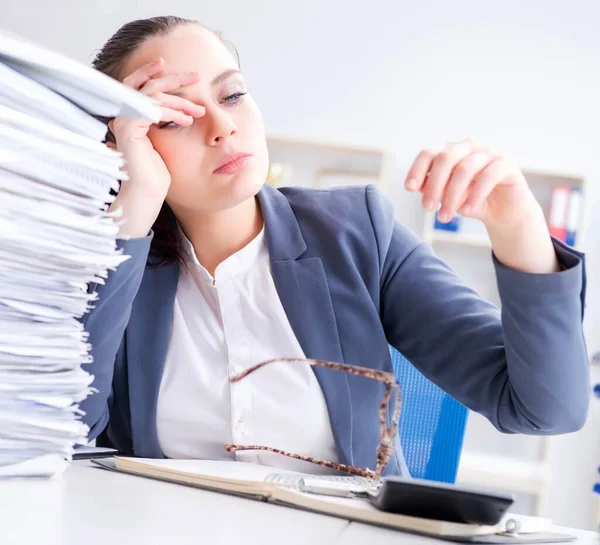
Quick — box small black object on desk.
[368,476,514,526]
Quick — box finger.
[404,149,437,192]
[459,158,509,216]
[421,140,478,211]
[122,57,165,90]
[437,151,494,222]
[109,115,154,138]
[105,141,117,151]
[140,71,201,96]
[153,92,206,118]
[157,107,195,127]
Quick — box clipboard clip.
[501,518,522,536]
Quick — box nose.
[205,106,237,146]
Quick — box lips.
[213,153,254,174]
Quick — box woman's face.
[120,25,269,214]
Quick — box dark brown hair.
[91,16,240,267]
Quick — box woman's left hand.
[405,139,539,228]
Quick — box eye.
[157,121,185,130]
[222,91,248,104]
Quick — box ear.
[105,141,117,151]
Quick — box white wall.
[2,0,600,529]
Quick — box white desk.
[335,522,599,545]
[2,461,348,545]
[1,461,597,545]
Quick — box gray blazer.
[81,184,590,476]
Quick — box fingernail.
[406,178,418,190]
[423,199,436,211]
[438,210,450,223]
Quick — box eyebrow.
[211,68,241,85]
[171,69,242,98]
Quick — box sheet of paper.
[0,454,68,478]
[0,29,160,122]
[0,30,158,478]
[0,104,119,158]
[0,62,107,140]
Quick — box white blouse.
[156,227,339,474]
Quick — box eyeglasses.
[224,357,401,482]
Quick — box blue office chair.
[390,348,468,483]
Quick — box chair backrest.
[390,347,468,483]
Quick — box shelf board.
[521,168,586,186]
[426,231,492,248]
[457,450,550,495]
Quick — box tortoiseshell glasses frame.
[224,357,401,481]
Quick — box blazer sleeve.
[367,185,590,434]
[78,234,153,440]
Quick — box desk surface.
[1,461,597,545]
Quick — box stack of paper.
[0,29,160,478]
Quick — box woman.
[83,15,589,477]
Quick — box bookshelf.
[427,230,491,249]
[265,134,392,192]
[422,169,587,252]
[457,423,553,517]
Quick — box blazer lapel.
[259,186,355,466]
[126,255,179,458]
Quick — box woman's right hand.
[107,57,205,238]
